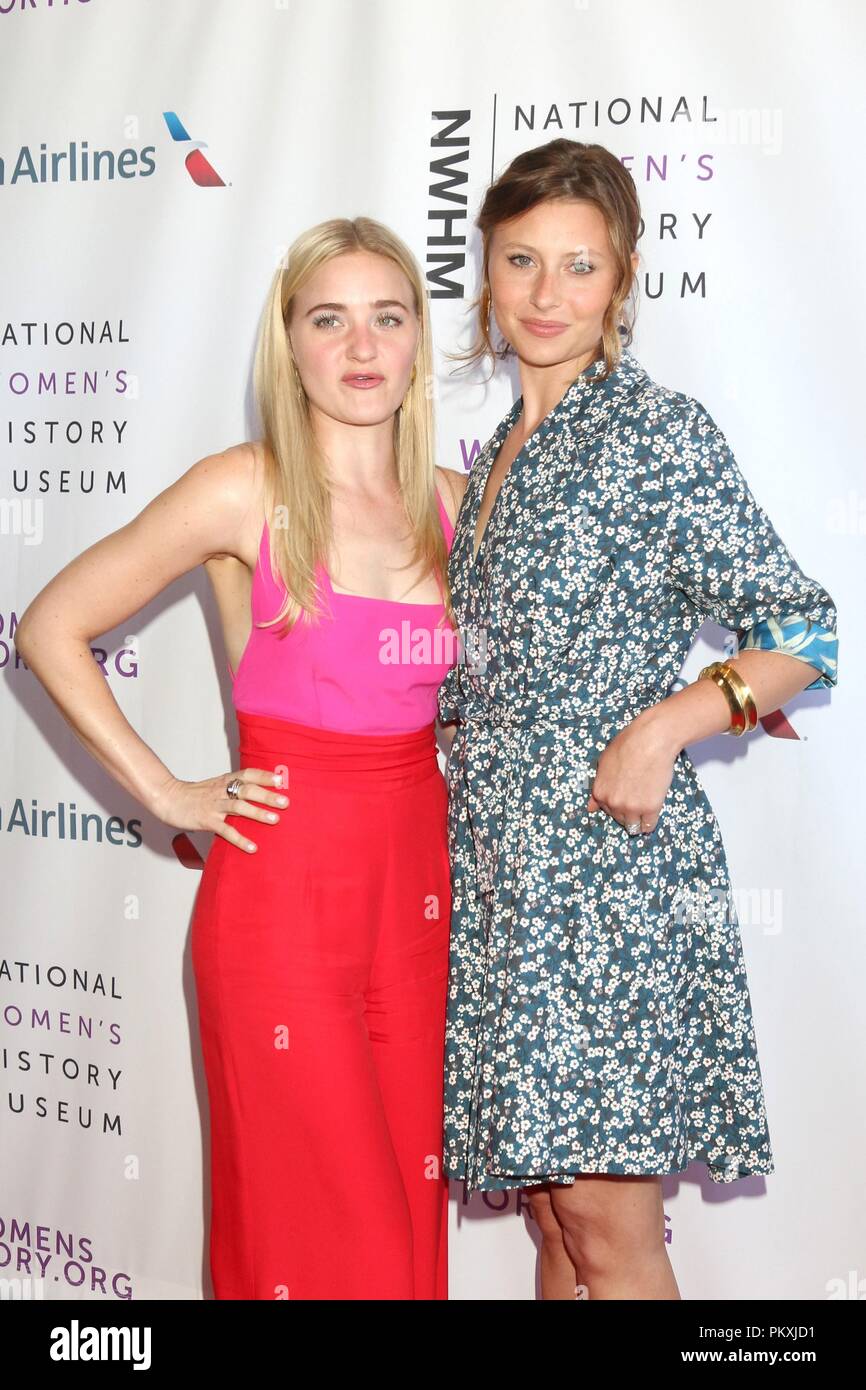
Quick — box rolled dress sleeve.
[665,400,838,689]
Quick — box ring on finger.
[625,819,641,835]
[226,777,243,800]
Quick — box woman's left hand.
[587,707,679,835]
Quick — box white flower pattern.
[437,344,838,1195]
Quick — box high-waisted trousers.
[191,710,451,1300]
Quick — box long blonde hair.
[252,217,453,633]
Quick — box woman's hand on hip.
[587,706,679,836]
[152,768,289,853]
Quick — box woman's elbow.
[14,616,34,660]
[14,608,61,663]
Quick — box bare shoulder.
[198,438,263,511]
[198,439,269,567]
[435,465,468,527]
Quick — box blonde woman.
[437,139,837,1299]
[15,219,466,1300]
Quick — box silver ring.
[226,777,243,800]
[625,820,641,835]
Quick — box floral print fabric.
[437,344,838,1194]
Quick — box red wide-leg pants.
[191,711,451,1300]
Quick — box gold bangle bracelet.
[717,661,758,732]
[707,670,748,735]
[698,661,748,735]
[698,661,758,736]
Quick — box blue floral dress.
[437,344,838,1195]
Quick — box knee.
[549,1182,665,1272]
[525,1187,565,1243]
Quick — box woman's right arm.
[13,444,286,852]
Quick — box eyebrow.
[500,243,606,258]
[304,299,412,316]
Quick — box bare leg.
[523,1183,582,1300]
[549,1173,680,1300]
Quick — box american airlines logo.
[0,111,227,188]
[162,110,227,186]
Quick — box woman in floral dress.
[437,139,838,1299]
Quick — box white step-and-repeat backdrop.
[2,0,863,1301]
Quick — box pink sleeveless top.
[230,489,458,735]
